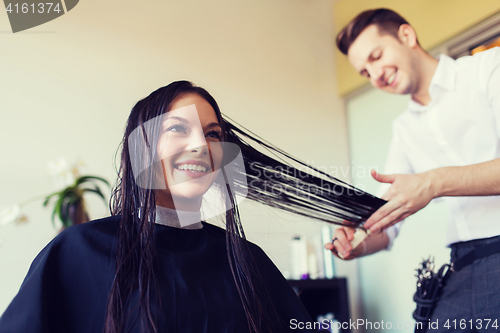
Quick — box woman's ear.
[398,24,418,48]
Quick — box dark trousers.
[429,236,500,332]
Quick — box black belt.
[451,239,500,272]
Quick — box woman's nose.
[186,131,208,154]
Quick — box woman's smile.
[173,159,212,179]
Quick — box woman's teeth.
[175,164,207,172]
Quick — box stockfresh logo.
[4,0,78,33]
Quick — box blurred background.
[1,1,500,332]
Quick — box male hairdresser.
[325,8,500,327]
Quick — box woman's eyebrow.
[205,122,221,129]
[165,116,189,123]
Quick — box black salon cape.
[0,216,322,333]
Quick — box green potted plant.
[43,176,109,228]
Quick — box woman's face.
[156,93,223,203]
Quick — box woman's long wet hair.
[105,81,385,333]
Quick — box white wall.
[0,0,359,319]
[347,88,450,332]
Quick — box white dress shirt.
[384,47,500,248]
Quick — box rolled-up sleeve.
[485,47,500,137]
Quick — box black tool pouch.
[412,259,451,333]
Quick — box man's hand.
[363,169,436,233]
[324,226,362,260]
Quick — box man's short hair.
[336,8,411,55]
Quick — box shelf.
[288,278,350,333]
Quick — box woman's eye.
[206,130,221,140]
[166,124,187,134]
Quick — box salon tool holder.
[412,257,450,333]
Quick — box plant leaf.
[51,204,57,228]
[52,194,65,228]
[43,192,61,207]
[76,176,110,187]
[45,175,109,228]
[82,186,106,202]
[60,197,75,228]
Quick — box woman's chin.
[171,187,209,204]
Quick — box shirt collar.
[155,205,203,229]
[408,54,456,112]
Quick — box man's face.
[347,24,419,95]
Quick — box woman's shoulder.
[62,215,121,239]
[201,222,271,261]
[45,215,120,259]
[11,216,120,297]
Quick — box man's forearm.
[429,158,500,197]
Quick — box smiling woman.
[0,81,384,333]
[155,95,224,211]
